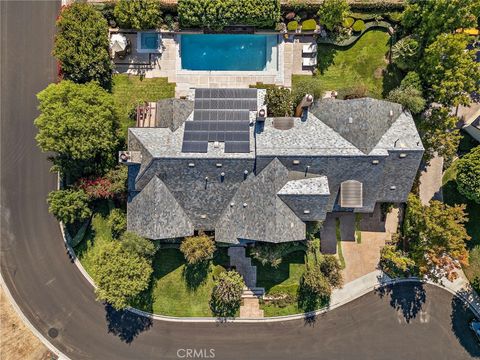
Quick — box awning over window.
[340,180,363,208]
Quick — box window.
[340,180,363,208]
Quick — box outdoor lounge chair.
[302,43,318,54]
[302,56,317,67]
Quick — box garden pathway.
[419,155,444,206]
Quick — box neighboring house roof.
[155,99,193,132]
[215,158,306,244]
[127,176,194,239]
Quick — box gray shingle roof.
[215,158,305,244]
[278,176,329,196]
[155,99,194,132]
[309,98,404,154]
[127,176,194,239]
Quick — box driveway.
[1,2,479,360]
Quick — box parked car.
[469,321,480,341]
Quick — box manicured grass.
[133,248,229,317]
[74,213,113,275]
[111,74,175,139]
[255,251,306,316]
[292,30,397,100]
[442,153,480,291]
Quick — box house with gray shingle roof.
[121,88,424,253]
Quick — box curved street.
[0,1,479,359]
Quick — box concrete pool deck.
[115,33,312,97]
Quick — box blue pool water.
[181,34,276,71]
[140,32,159,50]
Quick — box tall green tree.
[54,3,112,88]
[391,36,420,71]
[92,241,153,309]
[420,107,461,166]
[317,0,350,31]
[114,0,162,30]
[47,189,91,224]
[34,81,118,178]
[402,0,480,45]
[210,271,245,317]
[421,34,480,107]
[405,194,470,281]
[456,146,480,204]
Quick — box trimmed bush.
[352,19,365,32]
[107,208,127,239]
[114,0,162,30]
[342,17,354,28]
[301,19,317,31]
[178,0,280,30]
[287,20,298,31]
[47,189,91,224]
[180,235,216,265]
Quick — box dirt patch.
[374,67,385,79]
[0,288,53,360]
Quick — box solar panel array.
[182,88,257,153]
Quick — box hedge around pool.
[301,19,317,31]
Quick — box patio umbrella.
[110,33,127,54]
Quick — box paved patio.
[115,32,302,97]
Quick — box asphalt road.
[1,1,479,360]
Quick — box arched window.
[340,180,363,208]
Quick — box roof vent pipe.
[389,109,394,117]
[348,117,353,124]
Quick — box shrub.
[400,71,423,92]
[92,241,153,309]
[107,209,127,238]
[178,0,280,30]
[210,271,245,317]
[47,189,91,224]
[306,221,322,240]
[287,20,299,31]
[250,242,301,268]
[54,3,111,89]
[319,256,343,288]
[180,235,216,265]
[342,17,354,28]
[265,86,293,117]
[380,245,415,278]
[317,0,350,31]
[387,86,426,114]
[456,146,480,204]
[301,19,317,31]
[351,19,365,32]
[114,0,162,29]
[391,36,420,71]
[120,231,157,258]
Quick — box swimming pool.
[180,34,277,71]
[137,32,161,53]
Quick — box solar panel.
[225,141,250,153]
[184,88,256,153]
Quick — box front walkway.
[419,155,444,206]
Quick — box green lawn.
[133,248,229,317]
[442,151,480,290]
[254,251,306,316]
[111,74,175,140]
[292,30,399,100]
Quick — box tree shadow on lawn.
[183,262,209,290]
[375,282,426,323]
[253,251,305,293]
[381,63,403,98]
[104,304,153,344]
[317,45,337,75]
[450,289,480,357]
